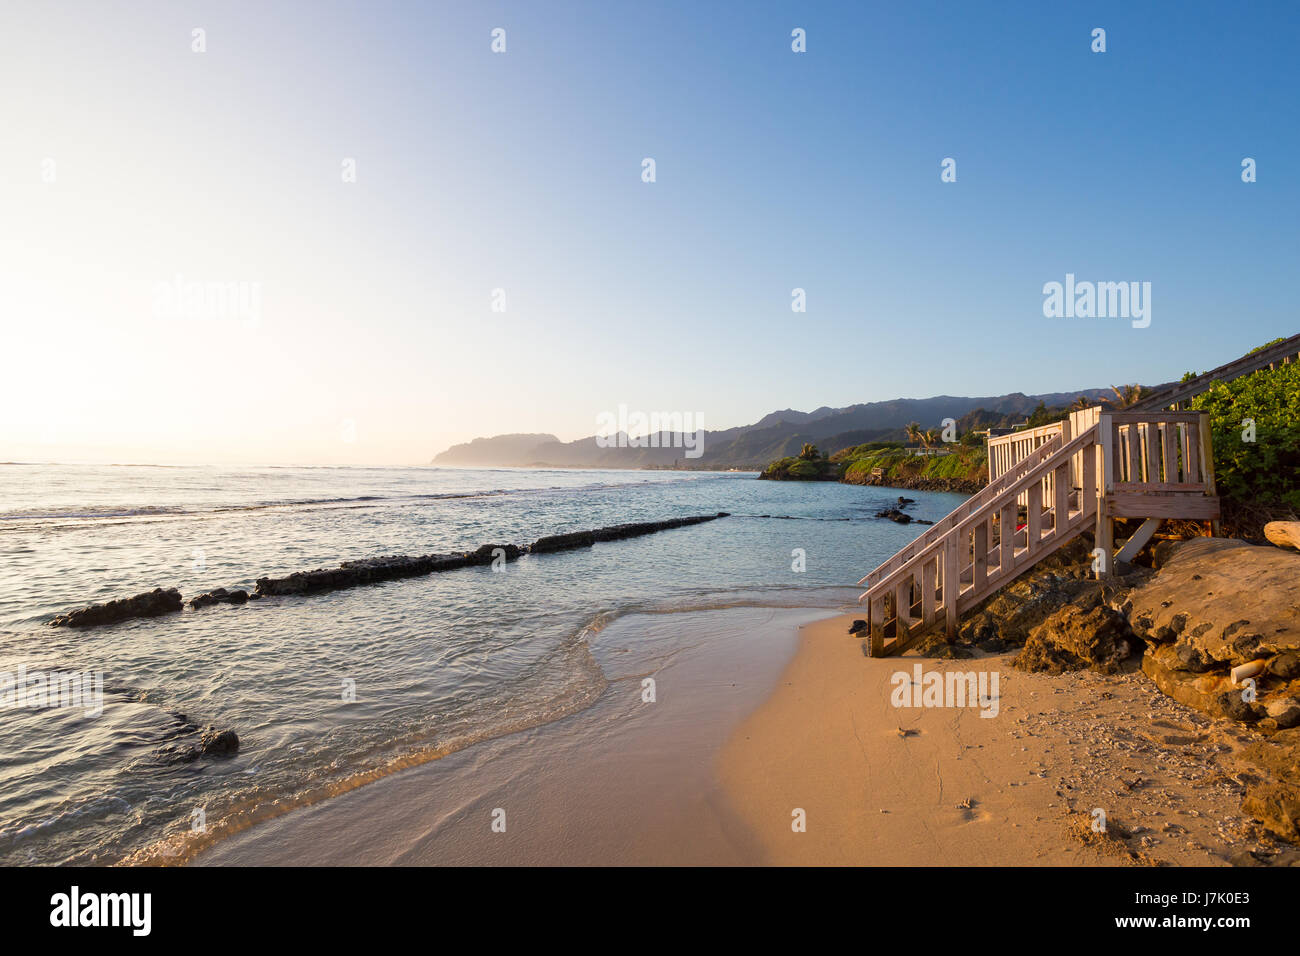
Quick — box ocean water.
[0,464,967,865]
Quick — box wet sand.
[194,605,836,866]
[194,608,1262,866]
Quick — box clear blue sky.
[1,0,1296,464]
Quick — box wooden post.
[895,579,911,648]
[922,557,937,630]
[869,593,885,657]
[1053,462,1069,534]
[943,536,959,639]
[999,501,1016,573]
[1096,413,1114,578]
[1198,411,1219,536]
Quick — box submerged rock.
[189,587,249,609]
[49,588,182,628]
[199,727,240,756]
[154,719,240,764]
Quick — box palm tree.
[922,429,939,450]
[1071,394,1093,411]
[798,442,819,460]
[904,422,923,447]
[1109,384,1147,408]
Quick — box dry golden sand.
[717,612,1272,866]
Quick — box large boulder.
[1264,521,1300,551]
[1121,538,1300,669]
[1121,538,1300,724]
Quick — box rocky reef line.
[48,512,730,629]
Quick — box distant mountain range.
[431,388,1127,470]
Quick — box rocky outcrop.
[1265,521,1300,550]
[1014,604,1138,675]
[914,538,1146,657]
[1117,538,1300,727]
[189,587,249,609]
[49,588,183,628]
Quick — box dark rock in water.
[49,588,182,628]
[848,619,867,635]
[154,722,240,764]
[189,587,249,609]
[200,727,240,756]
[874,508,912,524]
[897,497,915,506]
[255,543,530,597]
[254,514,729,597]
[529,530,597,554]
[530,513,728,554]
[470,543,524,563]
[915,519,934,526]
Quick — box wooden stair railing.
[860,434,1066,593]
[859,424,1101,656]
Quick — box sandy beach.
[720,613,1267,866]
[191,606,1270,867]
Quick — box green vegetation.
[832,443,988,488]
[1190,341,1300,513]
[759,450,841,480]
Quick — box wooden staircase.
[858,407,1220,656]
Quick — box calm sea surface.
[0,463,966,864]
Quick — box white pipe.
[1231,659,1267,685]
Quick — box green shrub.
[1191,359,1300,512]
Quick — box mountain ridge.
[431,388,1123,470]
